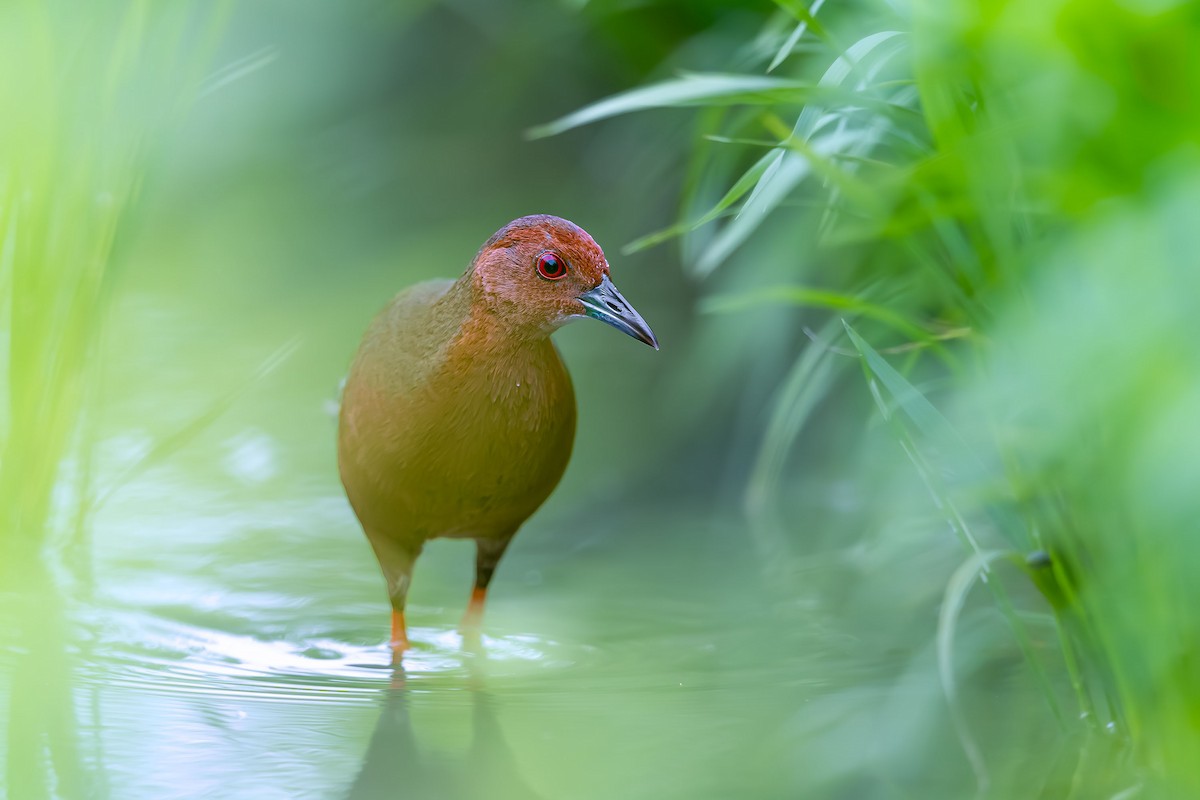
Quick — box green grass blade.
[846,321,1066,730]
[745,319,840,518]
[694,149,802,275]
[938,549,1026,794]
[843,321,964,443]
[767,0,828,73]
[526,73,816,139]
[198,46,279,98]
[90,338,301,511]
[705,285,933,343]
[623,149,778,254]
[695,33,907,273]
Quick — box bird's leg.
[371,537,419,659]
[390,608,409,651]
[462,536,512,633]
[388,587,412,667]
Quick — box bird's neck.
[447,272,556,354]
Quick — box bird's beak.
[578,274,659,350]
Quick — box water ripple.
[77,608,599,706]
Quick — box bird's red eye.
[535,251,568,280]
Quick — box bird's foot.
[459,587,486,633]
[459,588,489,656]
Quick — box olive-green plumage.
[337,215,656,652]
[338,276,576,605]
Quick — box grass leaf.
[704,285,934,344]
[938,549,1027,794]
[623,149,778,254]
[746,319,840,518]
[843,320,964,442]
[695,33,907,274]
[526,73,815,139]
[768,0,829,73]
[90,338,301,511]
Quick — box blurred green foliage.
[0,1,230,562]
[544,0,1200,793]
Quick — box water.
[3,467,826,799]
[0,271,829,799]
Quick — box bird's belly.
[339,362,575,543]
[408,410,572,538]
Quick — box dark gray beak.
[578,274,659,350]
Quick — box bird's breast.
[339,335,576,540]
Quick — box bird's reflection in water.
[346,636,543,800]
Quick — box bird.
[337,214,657,656]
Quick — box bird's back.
[337,277,576,552]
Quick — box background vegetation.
[3,0,1199,797]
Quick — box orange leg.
[390,609,409,660]
[463,537,510,635]
[462,587,487,631]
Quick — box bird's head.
[469,214,658,349]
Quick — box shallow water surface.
[2,393,832,800]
